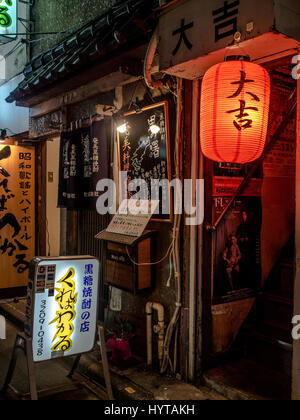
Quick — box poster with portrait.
[212,194,262,301]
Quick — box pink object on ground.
[107,338,132,361]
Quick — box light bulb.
[150,124,160,135]
[117,123,127,134]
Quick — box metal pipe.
[146,302,165,367]
[144,26,163,90]
[146,302,153,366]
[160,78,183,375]
[188,80,200,381]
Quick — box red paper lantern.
[200,58,270,164]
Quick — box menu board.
[117,102,172,222]
[106,199,160,237]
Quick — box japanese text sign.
[117,102,172,222]
[0,145,35,290]
[106,199,160,238]
[25,257,99,362]
[158,0,276,74]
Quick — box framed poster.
[117,102,172,222]
[212,196,262,302]
[0,145,35,290]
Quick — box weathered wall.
[31,0,119,56]
[261,79,296,285]
[261,177,295,284]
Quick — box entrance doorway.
[203,57,296,400]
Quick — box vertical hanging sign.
[0,0,17,41]
[0,145,35,290]
[58,119,108,210]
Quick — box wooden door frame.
[35,141,47,257]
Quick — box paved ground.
[0,300,227,401]
[0,320,107,400]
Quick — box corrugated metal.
[77,210,110,321]
[77,210,109,258]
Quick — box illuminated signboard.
[25,256,99,363]
[0,0,17,40]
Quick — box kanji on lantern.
[200,59,271,164]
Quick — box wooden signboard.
[117,102,172,222]
[0,145,35,290]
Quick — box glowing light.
[149,124,161,135]
[117,123,127,134]
[49,267,78,353]
[200,59,270,164]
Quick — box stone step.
[244,327,292,376]
[260,291,293,332]
[204,358,291,400]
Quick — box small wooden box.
[95,230,156,294]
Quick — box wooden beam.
[29,72,140,119]
[35,141,47,256]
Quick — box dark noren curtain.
[58,119,108,210]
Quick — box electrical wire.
[126,77,183,374]
[0,40,23,63]
[160,77,183,375]
[46,217,51,257]
[1,128,17,136]
[126,237,174,267]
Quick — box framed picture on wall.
[212,195,262,303]
[117,101,173,222]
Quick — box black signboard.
[117,102,172,222]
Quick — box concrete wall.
[31,0,119,56]
[0,74,29,134]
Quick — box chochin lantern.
[200,56,270,164]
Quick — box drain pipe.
[146,302,165,367]
[144,26,164,90]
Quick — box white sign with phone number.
[27,257,99,362]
